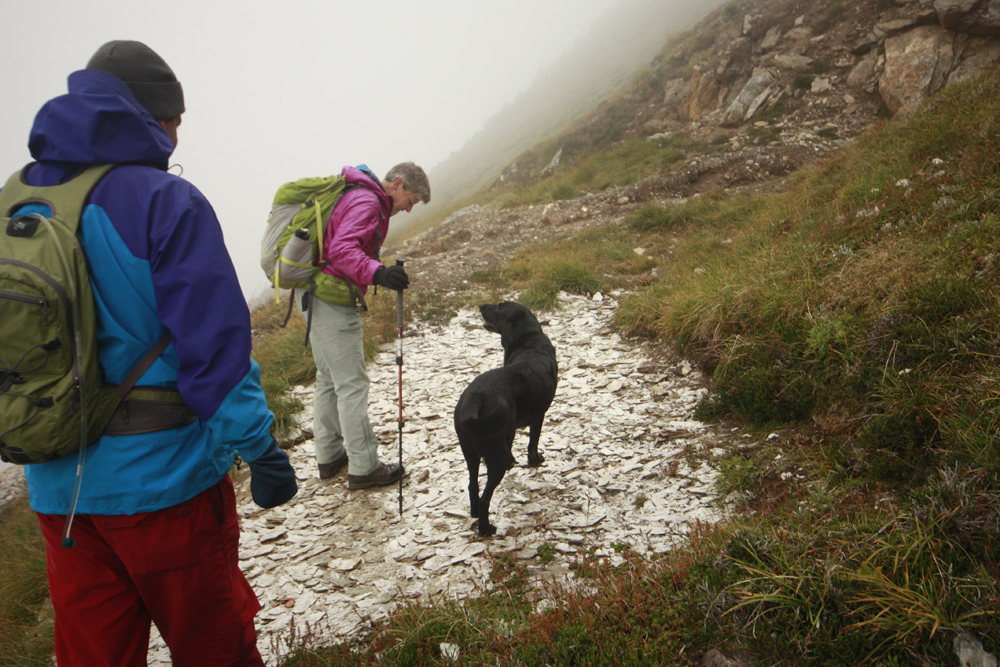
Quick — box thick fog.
[1,0,710,303]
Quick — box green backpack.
[260,175,378,342]
[0,164,187,465]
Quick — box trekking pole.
[395,258,405,518]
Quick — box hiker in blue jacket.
[7,41,295,665]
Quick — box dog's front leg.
[526,418,546,467]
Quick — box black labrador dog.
[454,302,558,536]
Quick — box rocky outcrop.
[652,0,1000,135]
[933,0,1000,34]
[689,63,724,120]
[662,77,691,117]
[847,51,880,91]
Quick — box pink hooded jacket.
[321,165,391,295]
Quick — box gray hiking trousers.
[306,298,380,476]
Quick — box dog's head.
[478,301,541,341]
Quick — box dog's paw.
[527,452,545,467]
[478,522,498,537]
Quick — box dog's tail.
[456,393,485,423]
[455,393,513,432]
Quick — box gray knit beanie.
[86,40,185,120]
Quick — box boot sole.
[347,471,403,490]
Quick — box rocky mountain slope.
[164,4,1000,664]
[391,0,1000,266]
[404,0,727,226]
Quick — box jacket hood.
[342,165,391,212]
[28,69,175,168]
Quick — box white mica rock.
[146,292,727,665]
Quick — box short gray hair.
[385,162,430,203]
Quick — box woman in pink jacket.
[309,162,430,488]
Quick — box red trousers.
[37,476,264,667]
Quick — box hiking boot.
[348,461,404,490]
[317,453,349,479]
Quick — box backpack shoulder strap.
[114,331,173,398]
[0,164,115,233]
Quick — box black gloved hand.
[248,437,298,509]
[373,265,410,290]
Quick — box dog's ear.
[501,302,531,320]
[498,307,530,333]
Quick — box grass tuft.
[0,497,53,666]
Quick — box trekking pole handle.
[395,259,405,329]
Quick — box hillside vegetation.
[620,75,1000,481]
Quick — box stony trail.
[145,291,728,664]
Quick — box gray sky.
[1,0,622,302]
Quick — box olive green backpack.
[260,175,381,343]
[0,164,184,465]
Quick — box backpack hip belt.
[103,386,196,436]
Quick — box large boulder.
[760,24,783,51]
[947,36,1000,82]
[847,50,880,90]
[721,68,776,127]
[662,78,692,120]
[773,53,814,71]
[782,26,813,44]
[879,25,957,115]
